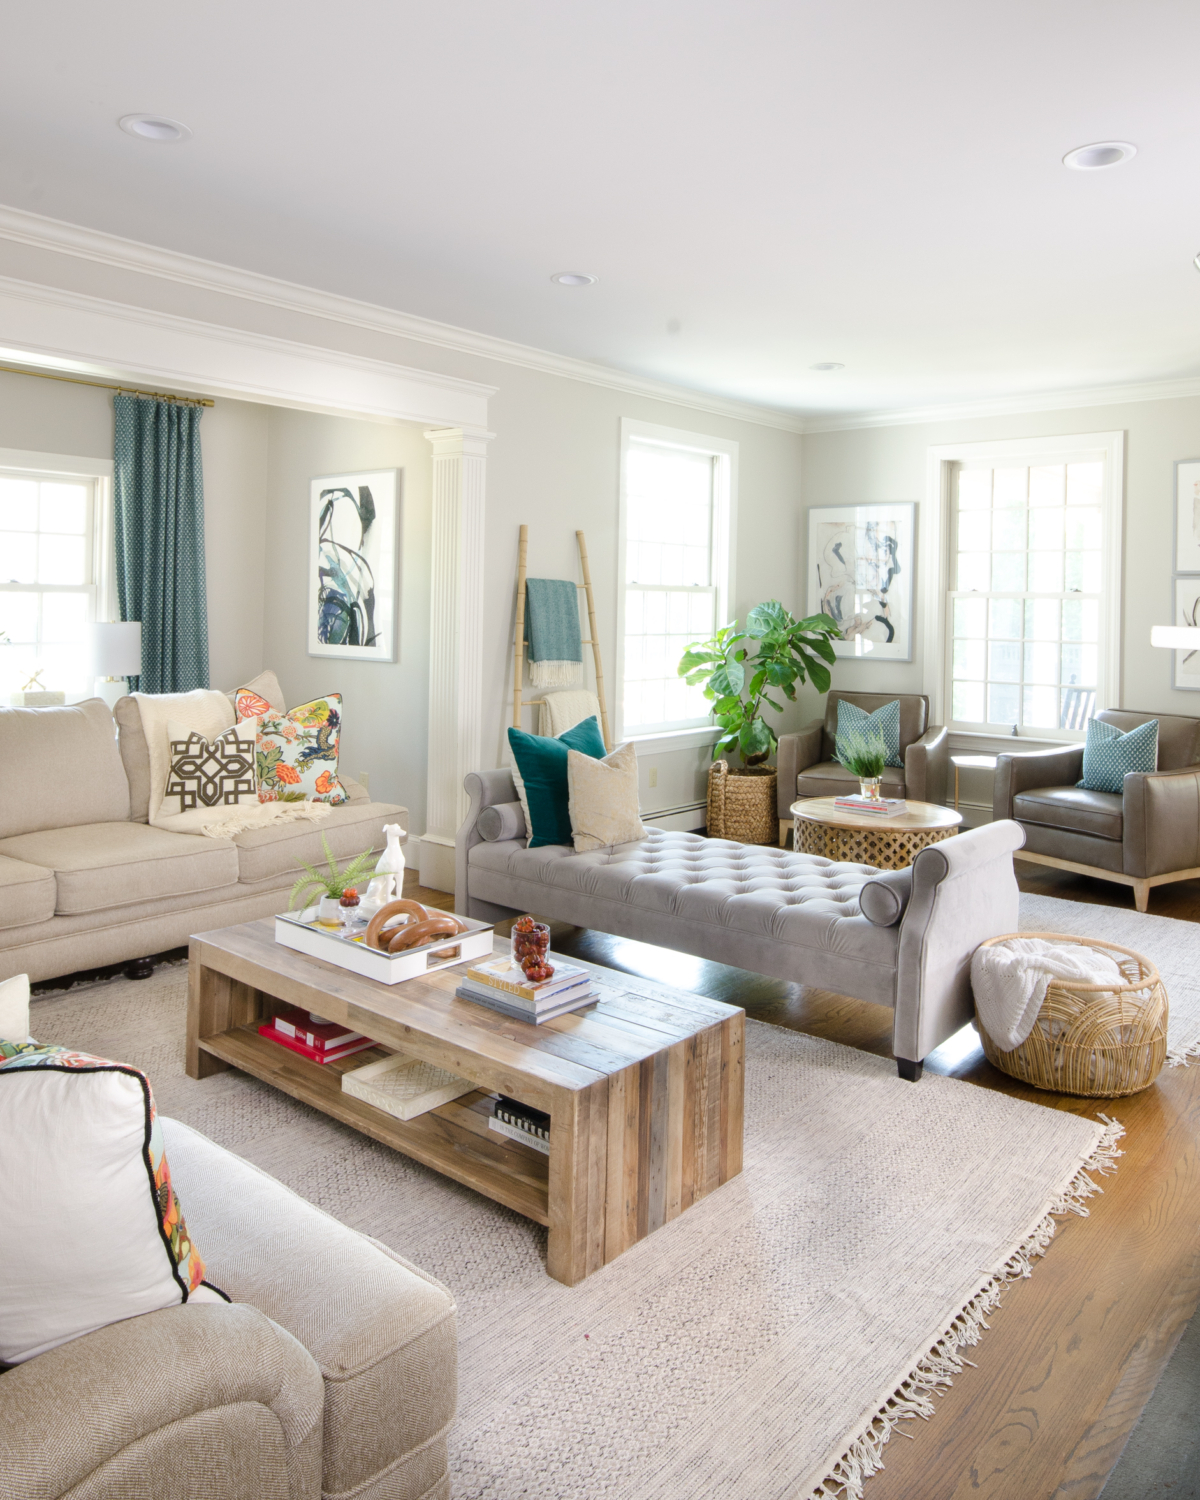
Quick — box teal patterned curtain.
[113,393,209,693]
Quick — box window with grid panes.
[621,436,729,734]
[0,470,99,701]
[948,460,1104,732]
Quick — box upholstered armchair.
[775,691,950,845]
[994,709,1200,912]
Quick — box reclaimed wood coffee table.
[791,796,963,870]
[186,920,744,1286]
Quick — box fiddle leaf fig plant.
[678,601,841,766]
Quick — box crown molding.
[798,373,1200,433]
[0,203,806,434]
[0,273,494,429]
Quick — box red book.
[258,1022,376,1065]
[267,1005,366,1053]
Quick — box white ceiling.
[2,0,1198,420]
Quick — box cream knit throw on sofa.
[134,689,331,840]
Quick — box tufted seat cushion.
[469,827,902,1007]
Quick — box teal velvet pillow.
[1078,717,1158,794]
[507,716,607,847]
[835,699,903,769]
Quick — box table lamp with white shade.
[88,622,142,707]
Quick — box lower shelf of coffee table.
[198,1025,551,1226]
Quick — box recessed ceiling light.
[550,272,597,286]
[119,114,191,142]
[810,362,845,372]
[1062,141,1136,171]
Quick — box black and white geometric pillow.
[164,719,258,812]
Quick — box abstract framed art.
[806,502,916,660]
[307,469,399,662]
[1174,459,1200,574]
[1169,576,1200,691]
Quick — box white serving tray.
[342,1052,476,1119]
[275,908,494,985]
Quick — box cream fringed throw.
[538,689,601,738]
[971,936,1123,1050]
[133,689,332,840]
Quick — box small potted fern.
[290,835,379,924]
[836,728,889,801]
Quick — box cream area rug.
[1020,893,1200,1065]
[28,967,1120,1500]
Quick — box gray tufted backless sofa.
[456,769,1026,1080]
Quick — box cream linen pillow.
[566,741,646,852]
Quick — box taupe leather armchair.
[994,709,1200,912]
[776,691,951,845]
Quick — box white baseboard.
[643,802,707,832]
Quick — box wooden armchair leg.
[1133,880,1150,914]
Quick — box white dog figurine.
[365,823,406,906]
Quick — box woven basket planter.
[707,760,778,846]
[976,932,1168,1098]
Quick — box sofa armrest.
[456,769,522,919]
[0,1302,324,1500]
[1123,765,1200,878]
[904,725,949,804]
[776,720,825,818]
[893,818,1025,1067]
[993,745,1085,820]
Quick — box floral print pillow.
[250,694,347,804]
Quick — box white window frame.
[615,417,738,745]
[921,431,1124,741]
[0,447,115,700]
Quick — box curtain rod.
[0,362,214,407]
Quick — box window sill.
[626,725,721,755]
[948,728,1085,755]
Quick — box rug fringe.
[1166,1035,1200,1068]
[804,1114,1125,1500]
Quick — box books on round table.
[833,794,907,816]
[456,955,599,1024]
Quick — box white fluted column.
[419,427,491,892]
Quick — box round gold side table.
[790,797,964,870]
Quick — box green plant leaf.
[710,658,745,697]
[745,600,789,638]
[739,716,773,758]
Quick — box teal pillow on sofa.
[1078,717,1158,794]
[507,716,607,847]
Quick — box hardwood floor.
[415,861,1200,1500]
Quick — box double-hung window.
[618,420,736,736]
[944,435,1121,734]
[0,458,109,702]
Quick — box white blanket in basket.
[971,937,1124,1051]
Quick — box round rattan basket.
[706,760,778,845]
[975,932,1168,1098]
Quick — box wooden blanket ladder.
[512,524,612,748]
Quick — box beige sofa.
[0,1118,458,1500]
[0,697,406,984]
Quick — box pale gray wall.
[0,368,268,693]
[260,408,432,826]
[799,395,1200,723]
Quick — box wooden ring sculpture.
[364,899,429,951]
[386,914,467,952]
[364,900,467,953]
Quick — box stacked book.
[259,1005,376,1064]
[834,793,907,815]
[456,955,599,1023]
[488,1096,551,1154]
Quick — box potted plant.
[290,835,380,924]
[835,728,889,801]
[679,601,840,843]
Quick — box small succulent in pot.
[290,834,379,912]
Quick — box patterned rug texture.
[28,965,1120,1500]
[1020,893,1200,1064]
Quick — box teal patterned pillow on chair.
[835,699,903,769]
[1079,717,1158,794]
